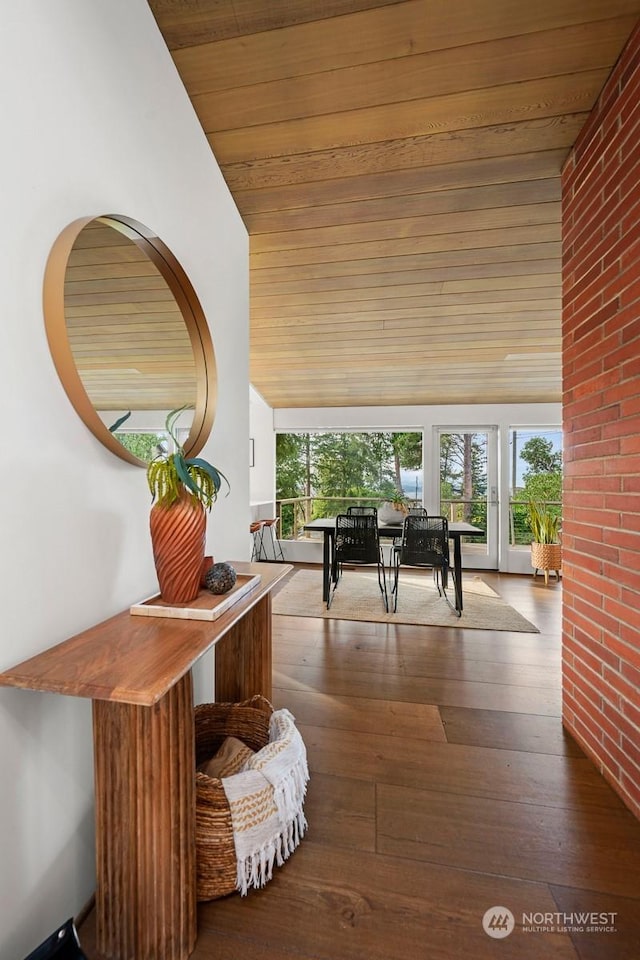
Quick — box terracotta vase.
[150,491,206,603]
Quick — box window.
[275,431,423,538]
[509,427,562,546]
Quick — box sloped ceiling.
[148,0,640,408]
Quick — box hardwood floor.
[81,568,640,959]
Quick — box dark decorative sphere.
[204,562,237,595]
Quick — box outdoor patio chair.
[391,515,457,615]
[346,505,378,516]
[329,513,388,611]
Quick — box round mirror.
[43,215,216,465]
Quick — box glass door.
[435,426,498,569]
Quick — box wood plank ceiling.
[148,0,640,409]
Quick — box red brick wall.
[562,22,640,820]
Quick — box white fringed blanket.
[221,707,309,895]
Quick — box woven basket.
[195,695,273,901]
[531,541,562,572]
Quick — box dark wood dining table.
[303,517,485,614]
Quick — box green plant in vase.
[526,501,561,544]
[390,492,409,515]
[148,406,229,603]
[379,491,409,523]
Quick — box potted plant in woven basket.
[147,405,229,603]
[527,501,561,585]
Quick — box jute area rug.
[273,569,539,633]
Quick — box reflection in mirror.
[44,215,216,465]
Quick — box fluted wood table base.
[215,593,273,702]
[93,673,196,960]
[0,562,291,960]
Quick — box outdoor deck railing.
[276,496,561,547]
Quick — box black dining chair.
[391,515,457,615]
[395,506,428,541]
[329,513,388,611]
[346,505,378,516]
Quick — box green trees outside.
[439,432,487,526]
[516,436,562,504]
[275,429,562,544]
[391,432,422,491]
[520,436,562,474]
[275,431,423,537]
[511,435,563,544]
[275,434,310,499]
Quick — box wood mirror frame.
[43,214,216,466]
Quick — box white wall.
[0,3,249,957]
[274,402,562,571]
[249,386,276,513]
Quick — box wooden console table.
[0,561,291,960]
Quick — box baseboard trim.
[75,892,95,930]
